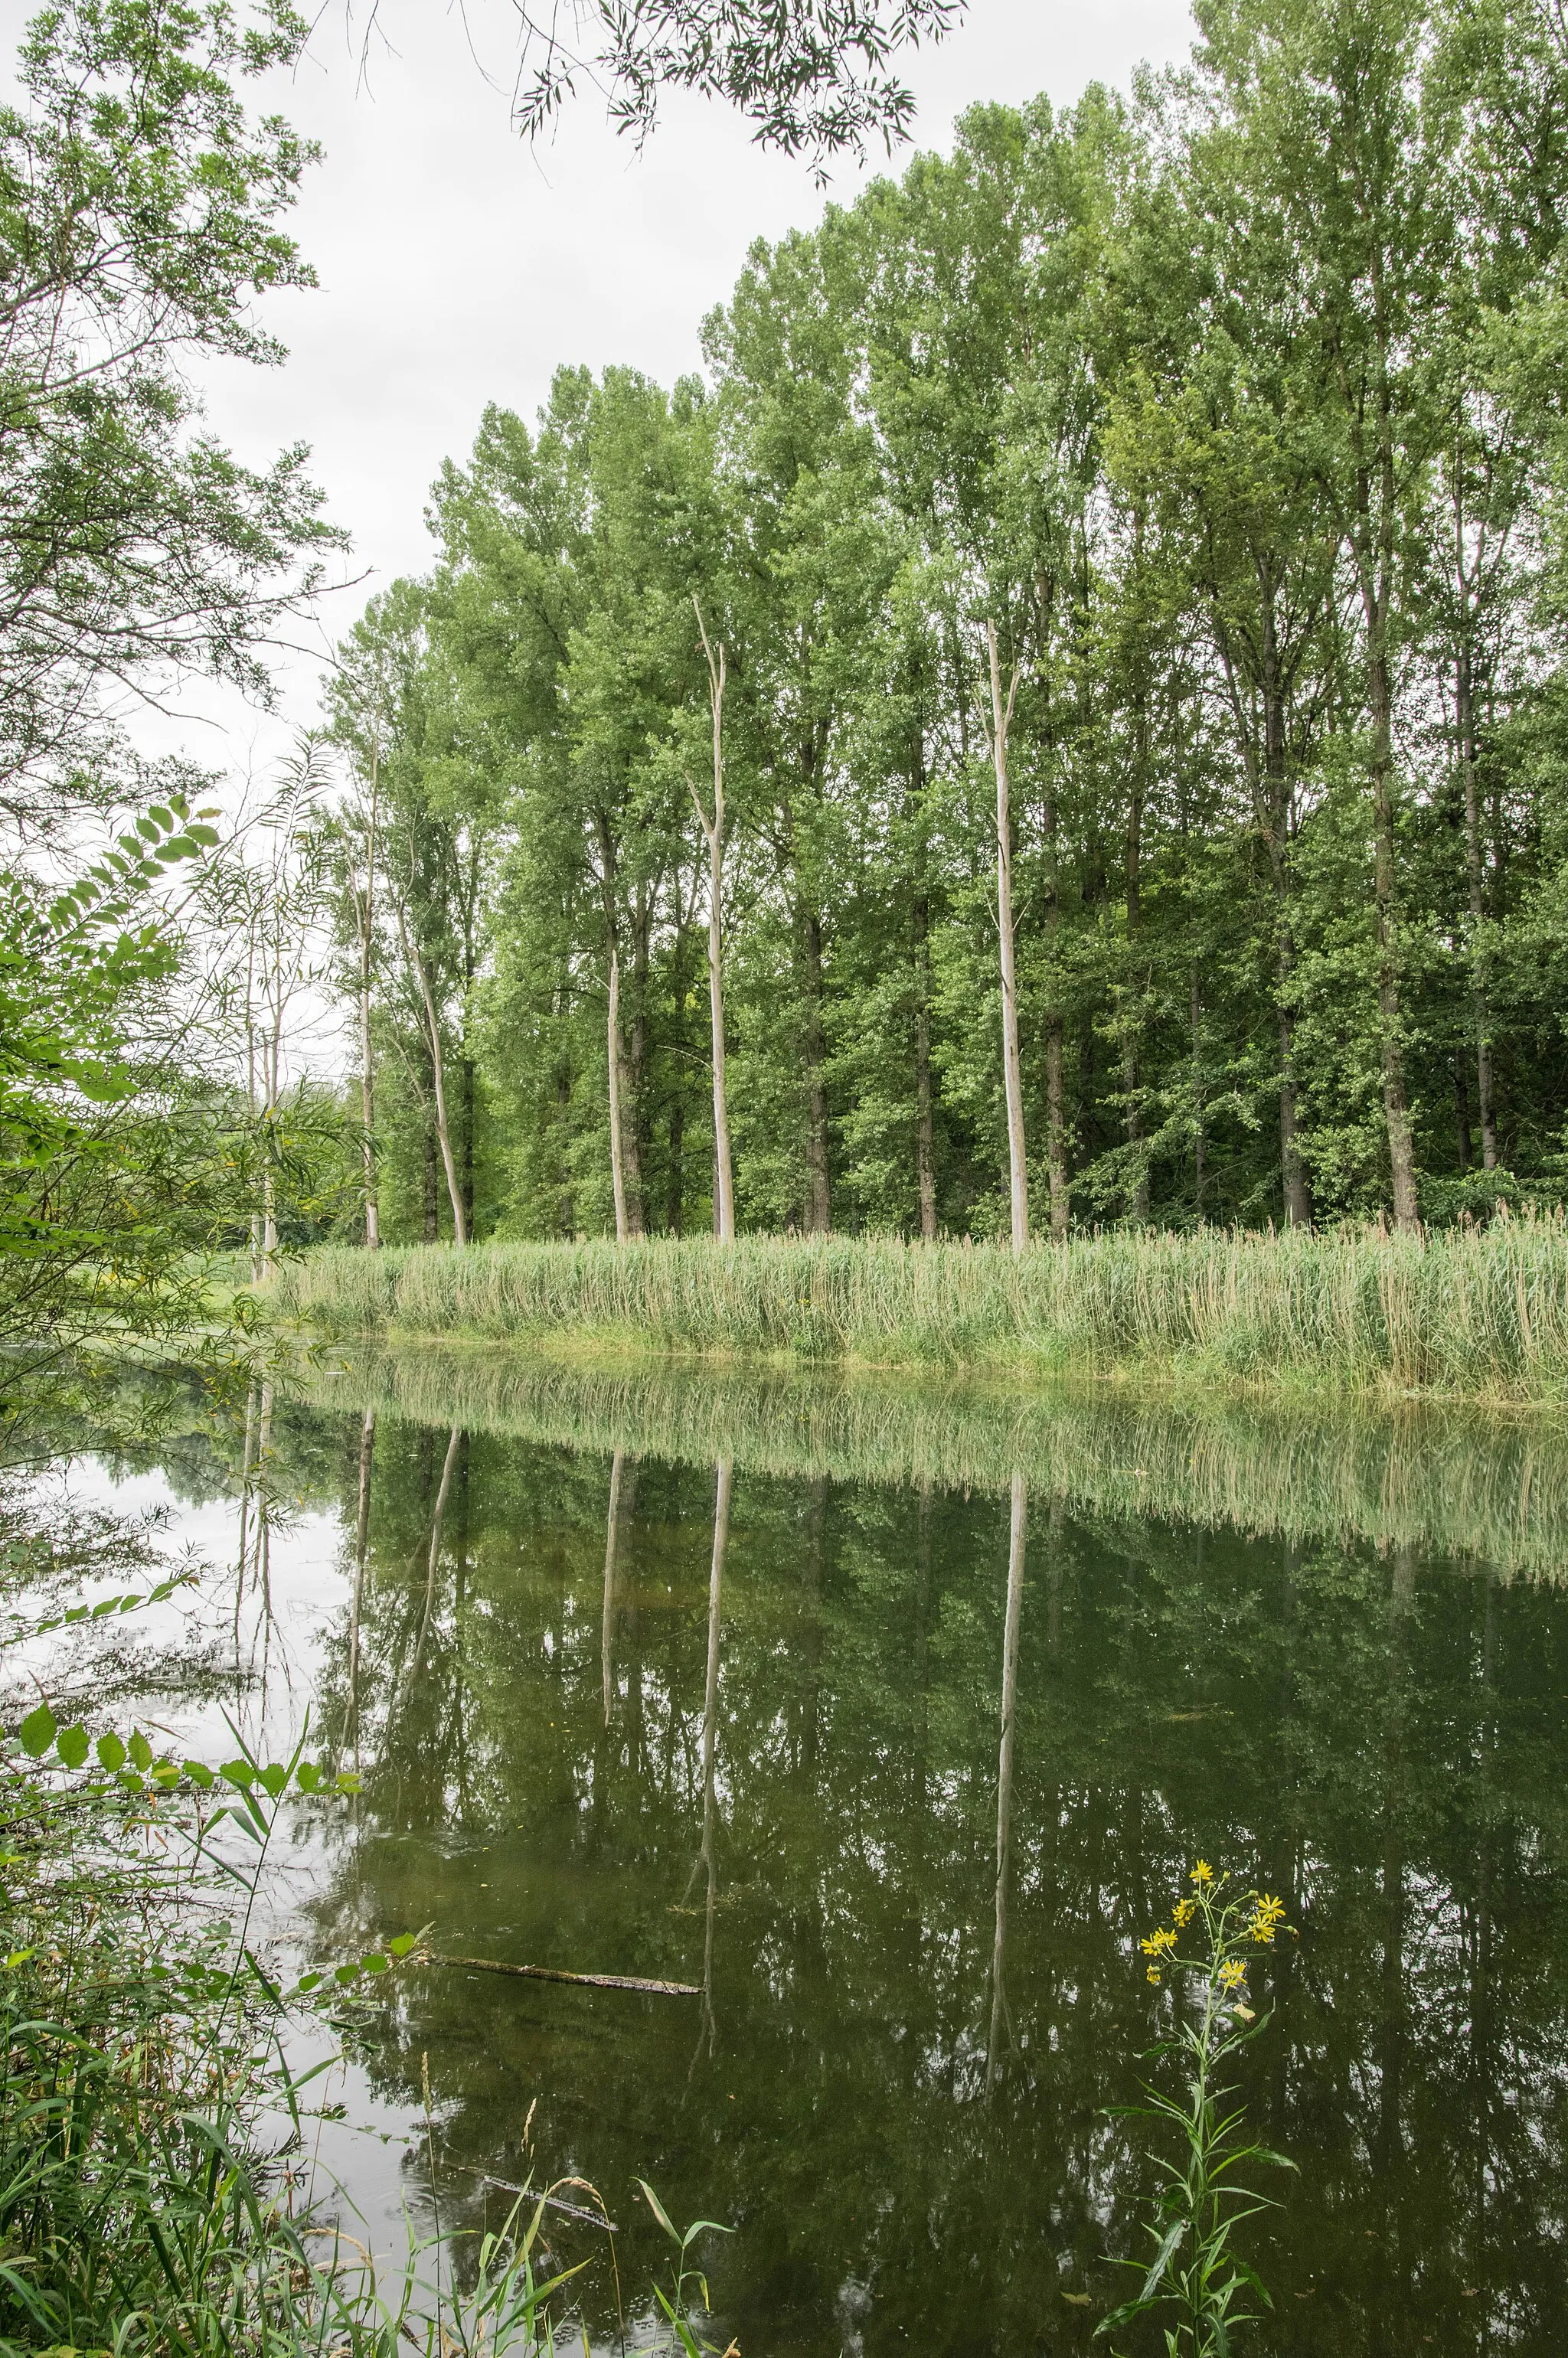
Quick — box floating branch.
[426,1950,698,1997]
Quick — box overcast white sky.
[92,0,1197,770]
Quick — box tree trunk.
[1191,964,1207,1214]
[1368,635,1419,1230]
[423,1102,439,1241]
[706,821,734,1243]
[1455,1052,1472,1173]
[1043,764,1069,1243]
[801,903,831,1234]
[554,1004,574,1236]
[690,605,735,1242]
[1456,641,1498,1171]
[1352,260,1419,1233]
[704,837,733,1240]
[360,1027,379,1248]
[1240,583,1313,1227]
[668,1093,684,1236]
[1124,707,1148,1223]
[913,885,937,1243]
[988,619,1028,1252]
[623,892,649,1237]
[606,942,629,1244]
[401,905,467,1246]
[359,756,380,1249]
[418,957,467,1245]
[459,1053,475,1239]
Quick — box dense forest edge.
[272,1217,1568,1404]
[286,0,1568,1260]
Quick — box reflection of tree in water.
[279,1404,1568,2358]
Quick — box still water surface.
[67,1360,1568,2354]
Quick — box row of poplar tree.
[319,0,1568,1246]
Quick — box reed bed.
[305,1347,1568,1582]
[274,1216,1568,1404]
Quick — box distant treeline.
[321,0,1568,1246]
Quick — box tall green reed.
[272,1213,1568,1403]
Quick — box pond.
[50,1354,1568,2355]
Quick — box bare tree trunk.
[459,1052,475,1239]
[1191,964,1207,1213]
[1124,709,1149,1223]
[359,755,381,1249]
[401,908,467,1246]
[423,1106,439,1242]
[1041,754,1069,1243]
[626,892,651,1238]
[1278,1004,1311,1227]
[690,604,736,1242]
[420,965,468,1246]
[1351,314,1419,1233]
[802,906,831,1233]
[988,619,1027,1252]
[360,1028,379,1246]
[1368,638,1419,1230]
[1457,641,1498,1171]
[1240,590,1312,1227]
[987,1471,1027,2100]
[913,894,938,1243]
[606,942,629,1244]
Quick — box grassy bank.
[308,1347,1568,1582]
[273,1220,1568,1403]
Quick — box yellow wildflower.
[1140,1926,1177,1956]
[1191,1860,1214,1886]
[1145,1966,1161,1984]
[1172,1899,1194,1928]
[1247,1893,1288,1945]
[1217,1958,1246,1991]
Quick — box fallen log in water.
[425,1950,699,1997]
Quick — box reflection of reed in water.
[308,1350,1568,1582]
